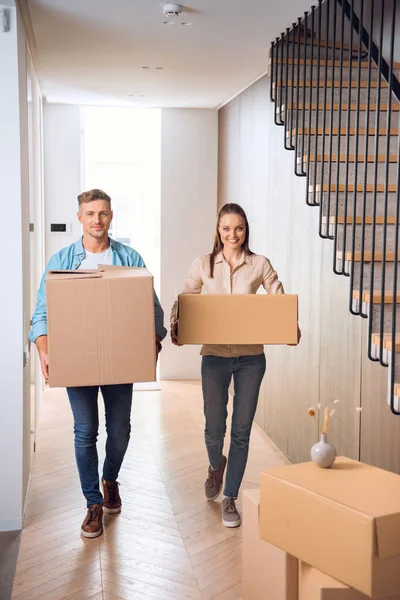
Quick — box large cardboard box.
[177,294,298,345]
[243,489,298,600]
[46,266,156,387]
[299,562,400,600]
[259,457,400,598]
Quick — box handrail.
[337,0,400,102]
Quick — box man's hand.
[35,335,49,380]
[170,320,182,346]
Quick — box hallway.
[11,380,288,600]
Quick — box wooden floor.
[11,380,288,600]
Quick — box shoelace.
[88,505,101,523]
[223,498,237,514]
[205,468,218,488]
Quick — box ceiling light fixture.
[181,22,192,26]
[163,20,175,25]
[142,66,150,69]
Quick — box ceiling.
[26,0,310,108]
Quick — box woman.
[171,203,295,528]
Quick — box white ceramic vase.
[311,433,336,468]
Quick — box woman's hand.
[170,320,182,346]
[289,325,301,346]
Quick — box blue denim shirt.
[29,237,167,343]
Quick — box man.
[29,189,167,538]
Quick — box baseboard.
[0,519,22,532]
[133,381,161,391]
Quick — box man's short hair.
[77,189,111,205]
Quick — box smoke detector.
[163,4,183,18]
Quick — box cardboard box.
[177,294,298,345]
[260,457,400,598]
[243,489,298,600]
[299,561,400,600]
[46,266,156,387]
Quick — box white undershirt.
[79,247,113,270]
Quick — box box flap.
[99,265,153,279]
[264,458,400,559]
[47,270,101,280]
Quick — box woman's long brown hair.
[209,203,254,278]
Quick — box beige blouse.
[171,251,284,358]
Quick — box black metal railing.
[268,0,400,414]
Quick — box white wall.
[160,109,218,380]
[44,104,82,260]
[0,3,33,531]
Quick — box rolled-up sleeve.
[29,254,60,343]
[170,257,204,325]
[262,258,284,295]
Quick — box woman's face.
[218,213,246,251]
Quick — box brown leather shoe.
[81,504,103,538]
[101,478,122,514]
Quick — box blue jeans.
[66,384,133,507]
[201,354,266,498]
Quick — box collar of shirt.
[73,236,117,257]
[214,251,253,268]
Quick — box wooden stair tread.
[371,332,400,351]
[302,154,398,164]
[311,184,397,193]
[285,36,362,52]
[279,102,400,113]
[269,58,400,69]
[395,383,400,396]
[274,80,387,89]
[337,251,400,262]
[352,290,400,303]
[323,216,399,225]
[287,127,399,137]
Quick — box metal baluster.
[301,10,311,178]
[333,0,347,274]
[336,0,355,277]
[295,17,307,176]
[356,0,374,320]
[274,37,283,126]
[367,0,385,362]
[289,23,297,148]
[284,29,295,150]
[325,0,338,239]
[270,41,275,103]
[379,0,396,368]
[318,0,331,236]
[309,2,323,206]
[390,33,400,414]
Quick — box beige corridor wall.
[218,75,400,470]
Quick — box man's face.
[77,200,113,240]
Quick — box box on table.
[46,265,156,387]
[243,489,298,600]
[299,562,400,600]
[177,294,298,345]
[260,457,400,598]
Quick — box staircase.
[269,0,400,413]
